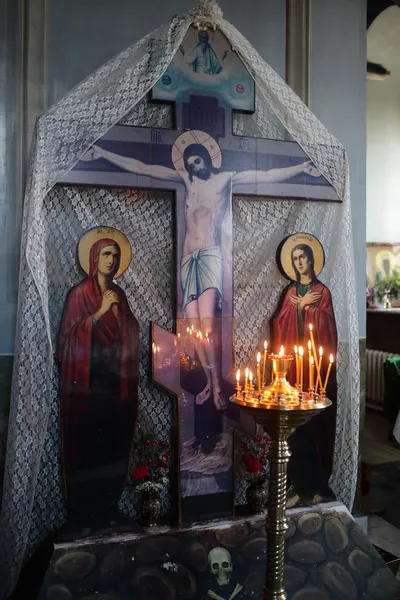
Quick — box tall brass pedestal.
[233,401,331,600]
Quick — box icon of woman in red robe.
[57,228,139,530]
[272,234,337,507]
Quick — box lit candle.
[279,345,285,357]
[299,346,304,392]
[294,345,299,388]
[244,367,249,392]
[310,355,314,390]
[262,341,268,386]
[199,331,203,341]
[322,354,334,394]
[309,324,321,388]
[249,370,253,391]
[257,352,261,393]
[309,324,318,365]
[317,346,323,391]
[308,339,312,366]
[236,369,241,396]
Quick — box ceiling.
[368,5,400,87]
[368,0,400,28]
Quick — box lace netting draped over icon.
[0,1,359,596]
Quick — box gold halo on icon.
[279,232,325,282]
[375,249,396,275]
[78,226,132,278]
[172,130,222,173]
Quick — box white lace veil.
[0,2,359,596]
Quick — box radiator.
[366,349,399,409]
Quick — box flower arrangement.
[238,433,272,486]
[130,428,170,495]
[375,269,400,301]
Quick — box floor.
[362,409,400,465]
[362,408,400,579]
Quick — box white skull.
[208,547,233,586]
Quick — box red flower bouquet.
[131,428,170,494]
[238,434,272,486]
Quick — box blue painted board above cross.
[60,26,339,523]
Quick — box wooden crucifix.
[60,26,339,523]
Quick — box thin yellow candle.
[309,324,318,363]
[294,345,299,387]
[257,352,261,393]
[236,369,241,396]
[309,324,322,388]
[317,346,323,391]
[322,354,334,393]
[244,367,249,392]
[249,370,253,391]
[262,341,268,386]
[299,346,304,392]
[310,355,314,389]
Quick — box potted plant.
[130,428,170,526]
[238,433,272,514]
[375,269,400,307]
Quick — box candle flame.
[186,327,190,333]
[319,346,323,357]
[330,354,334,363]
[294,345,298,354]
[257,352,261,363]
[311,356,314,365]
[308,340,312,351]
[264,340,268,350]
[299,346,304,357]
[309,324,313,331]
[177,333,181,338]
[279,345,284,357]
[245,367,249,378]
[199,332,203,340]
[157,346,160,353]
[236,369,240,382]
[249,370,253,381]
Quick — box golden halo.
[278,232,325,282]
[192,26,215,45]
[78,226,132,279]
[172,130,222,173]
[375,249,396,274]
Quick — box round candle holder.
[231,358,331,600]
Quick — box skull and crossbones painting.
[207,547,244,600]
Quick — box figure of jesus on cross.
[87,132,320,415]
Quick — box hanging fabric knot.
[189,0,223,31]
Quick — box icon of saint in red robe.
[272,234,337,507]
[57,229,139,530]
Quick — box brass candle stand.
[231,355,331,600]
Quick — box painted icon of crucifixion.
[61,26,339,522]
